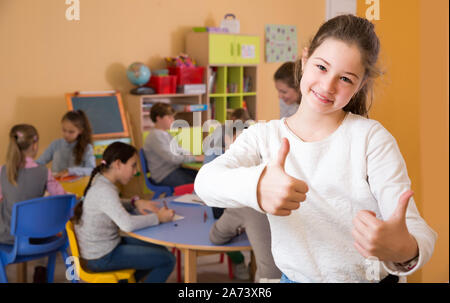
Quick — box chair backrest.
[65,220,80,258]
[11,194,76,239]
[66,220,136,283]
[139,149,173,199]
[139,148,150,177]
[173,183,194,196]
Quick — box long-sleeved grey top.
[36,138,96,176]
[74,174,159,260]
[143,129,195,183]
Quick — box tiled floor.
[5,249,252,283]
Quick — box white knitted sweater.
[195,113,437,282]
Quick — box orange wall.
[0,0,324,160]
[1,0,448,282]
[419,0,449,283]
[357,0,449,282]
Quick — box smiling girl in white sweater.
[195,15,437,283]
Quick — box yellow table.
[57,176,90,198]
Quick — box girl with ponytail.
[72,141,175,283]
[195,15,436,282]
[1,124,65,244]
[36,110,96,177]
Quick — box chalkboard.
[66,91,129,139]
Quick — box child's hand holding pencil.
[158,200,175,223]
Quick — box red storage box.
[168,67,204,85]
[146,75,177,94]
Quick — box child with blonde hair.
[0,124,66,243]
[0,124,66,281]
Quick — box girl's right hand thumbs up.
[257,138,309,216]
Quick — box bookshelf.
[208,65,257,122]
[126,32,260,152]
[186,32,260,123]
[123,32,260,198]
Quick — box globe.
[126,62,151,86]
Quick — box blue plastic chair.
[139,148,174,199]
[0,194,77,283]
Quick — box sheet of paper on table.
[172,214,184,221]
[172,194,205,205]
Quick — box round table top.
[124,198,251,251]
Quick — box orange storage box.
[168,67,204,85]
[146,75,177,94]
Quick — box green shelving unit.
[209,65,257,123]
[186,32,259,123]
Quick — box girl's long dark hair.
[62,110,93,165]
[71,142,137,225]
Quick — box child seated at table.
[36,110,96,178]
[143,102,204,188]
[72,141,175,283]
[0,124,66,282]
[204,108,281,281]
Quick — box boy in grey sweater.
[143,103,203,187]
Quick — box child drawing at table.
[195,15,437,283]
[37,110,96,177]
[72,141,175,283]
[143,102,204,188]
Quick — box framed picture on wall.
[265,24,298,63]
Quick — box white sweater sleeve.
[365,123,437,276]
[195,123,267,212]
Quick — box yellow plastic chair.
[65,221,136,283]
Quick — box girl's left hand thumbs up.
[351,190,419,263]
